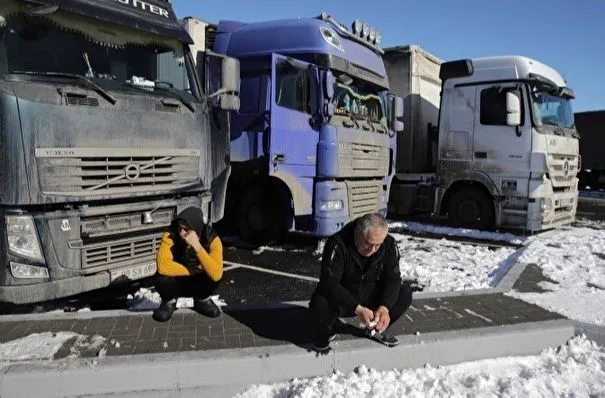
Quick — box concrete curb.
[0,319,575,398]
[574,320,605,346]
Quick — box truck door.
[204,52,233,222]
[472,84,531,183]
[269,54,320,215]
[440,85,475,174]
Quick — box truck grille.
[81,208,175,238]
[346,180,382,219]
[82,232,162,269]
[549,154,578,188]
[36,148,201,196]
[338,143,389,177]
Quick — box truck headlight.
[10,262,49,279]
[320,200,344,211]
[6,215,44,262]
[540,198,553,211]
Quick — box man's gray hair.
[354,213,388,240]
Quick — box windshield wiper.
[12,71,116,104]
[153,81,195,113]
[541,120,560,127]
[124,79,195,113]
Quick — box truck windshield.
[0,13,195,99]
[531,90,575,129]
[332,76,384,123]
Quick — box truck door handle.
[475,152,487,159]
[161,98,181,107]
[272,154,285,163]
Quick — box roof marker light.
[320,27,345,52]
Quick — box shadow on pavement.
[226,305,315,350]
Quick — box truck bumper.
[313,180,388,237]
[527,191,578,231]
[0,194,210,304]
[0,272,110,304]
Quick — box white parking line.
[222,264,241,272]
[223,260,319,282]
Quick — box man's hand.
[354,305,374,327]
[374,306,390,333]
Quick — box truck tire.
[447,187,494,230]
[237,187,289,245]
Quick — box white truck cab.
[386,47,579,231]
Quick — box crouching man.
[152,207,223,322]
[309,213,413,352]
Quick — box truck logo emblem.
[115,0,170,18]
[562,160,570,176]
[124,163,141,181]
[60,219,71,232]
[85,156,171,191]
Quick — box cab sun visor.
[36,0,193,44]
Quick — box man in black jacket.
[309,213,413,352]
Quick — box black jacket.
[313,219,402,314]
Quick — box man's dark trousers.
[309,282,413,333]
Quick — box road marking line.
[223,261,319,282]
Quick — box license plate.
[110,263,156,283]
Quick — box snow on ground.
[0,332,106,363]
[507,224,605,326]
[574,218,605,230]
[388,220,526,293]
[393,220,605,328]
[236,335,605,398]
[392,232,518,292]
[125,288,226,311]
[389,220,526,245]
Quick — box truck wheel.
[447,187,494,230]
[237,188,289,245]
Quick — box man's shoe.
[312,330,337,352]
[193,297,221,318]
[152,299,177,322]
[366,328,399,347]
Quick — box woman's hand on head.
[181,230,203,251]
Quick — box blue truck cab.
[209,12,400,243]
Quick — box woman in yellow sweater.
[152,207,224,322]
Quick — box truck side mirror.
[219,56,240,111]
[323,70,335,117]
[206,51,241,111]
[221,57,240,94]
[506,91,521,127]
[393,96,404,118]
[324,70,335,100]
[391,96,404,133]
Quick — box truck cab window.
[275,61,316,114]
[332,77,384,123]
[531,90,574,129]
[0,13,196,100]
[480,86,523,126]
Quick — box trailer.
[575,110,605,190]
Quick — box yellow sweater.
[155,232,223,281]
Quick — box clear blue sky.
[172,0,604,113]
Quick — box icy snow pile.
[236,335,605,398]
